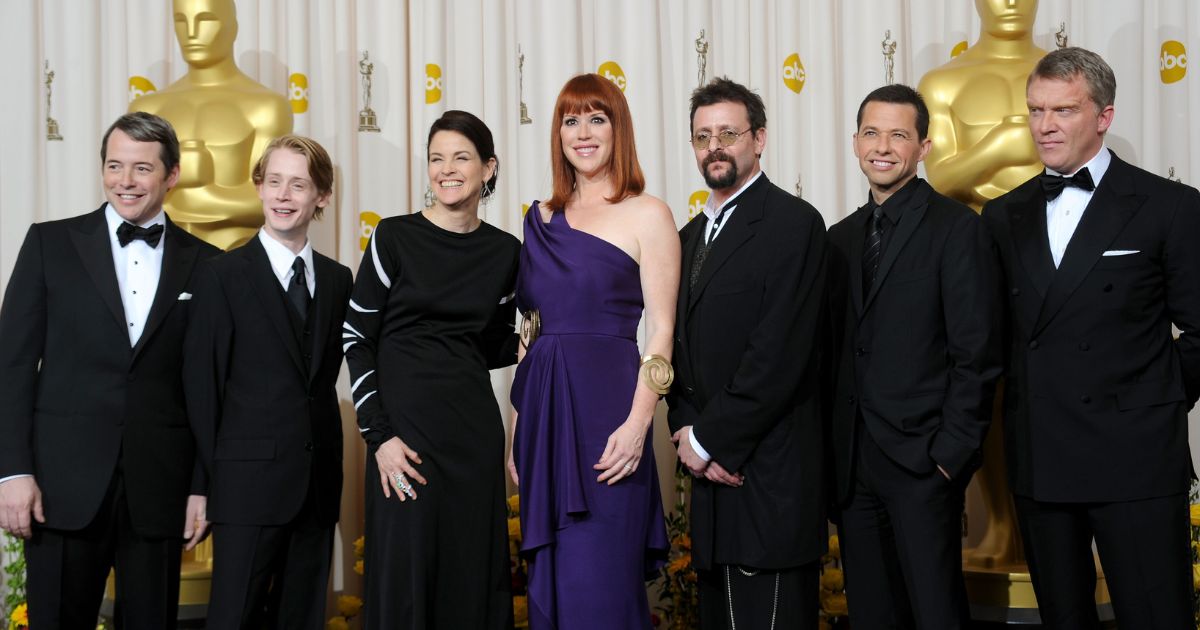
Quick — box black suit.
[982,151,1200,628]
[827,178,1003,629]
[184,236,351,629]
[667,174,828,628]
[0,205,218,628]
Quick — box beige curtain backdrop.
[2,0,1199,611]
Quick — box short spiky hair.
[689,77,767,134]
[856,84,930,140]
[1028,46,1117,111]
[252,134,334,218]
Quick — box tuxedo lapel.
[307,255,335,384]
[847,205,869,316]
[687,177,767,313]
[68,207,126,337]
[245,238,306,376]
[1010,185,1055,300]
[132,219,199,361]
[862,184,930,312]
[1034,158,1145,334]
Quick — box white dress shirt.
[258,228,316,295]
[1046,146,1111,268]
[689,170,766,463]
[105,204,166,346]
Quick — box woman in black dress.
[345,110,519,629]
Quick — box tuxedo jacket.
[827,178,1003,505]
[184,236,351,526]
[982,151,1200,503]
[0,205,219,537]
[666,175,829,571]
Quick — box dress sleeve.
[344,221,398,447]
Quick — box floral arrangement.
[2,533,26,630]
[653,465,699,629]
[1191,481,1200,629]
[507,493,530,628]
[324,536,365,630]
[818,534,848,629]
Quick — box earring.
[424,185,434,208]
[481,179,495,201]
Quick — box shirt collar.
[1046,144,1111,187]
[703,170,764,221]
[258,228,313,282]
[104,203,166,245]
[865,175,922,224]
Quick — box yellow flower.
[1191,503,1200,527]
[336,595,363,618]
[1193,563,1200,591]
[821,590,848,617]
[325,616,349,630]
[353,536,365,558]
[827,534,840,560]
[11,603,29,626]
[820,567,844,592]
[507,494,521,514]
[818,620,833,630]
[667,553,692,576]
[513,595,529,627]
[508,516,522,540]
[353,559,364,575]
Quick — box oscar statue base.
[965,558,1113,624]
[101,541,213,626]
[359,110,380,132]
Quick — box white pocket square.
[1102,250,1139,257]
[178,292,193,300]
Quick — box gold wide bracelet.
[639,354,674,396]
[519,308,541,350]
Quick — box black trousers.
[698,562,819,629]
[839,427,969,630]
[1014,492,1192,630]
[207,479,334,630]
[25,471,182,630]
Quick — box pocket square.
[1102,250,1139,257]
[178,292,193,300]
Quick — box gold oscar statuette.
[359,51,381,132]
[794,173,803,198]
[129,0,294,250]
[44,60,62,141]
[1168,167,1182,183]
[1055,22,1069,49]
[518,45,532,125]
[695,29,709,88]
[882,30,897,85]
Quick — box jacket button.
[1080,395,1091,404]
[1011,288,1020,296]
[685,386,695,395]
[1029,340,1039,350]
[847,395,856,405]
[855,347,866,357]
[1078,342,1090,351]
[305,441,314,451]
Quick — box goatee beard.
[702,152,738,189]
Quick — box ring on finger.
[392,472,414,495]
[623,462,634,471]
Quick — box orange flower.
[820,567,844,592]
[672,533,692,550]
[507,494,521,514]
[667,554,692,576]
[821,590,848,616]
[325,616,349,630]
[11,603,29,627]
[513,595,529,627]
[827,534,840,560]
[336,595,363,618]
[1190,503,1200,527]
[353,536,365,558]
[508,516,522,540]
[353,559,364,575]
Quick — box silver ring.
[623,462,633,471]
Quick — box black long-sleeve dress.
[345,211,519,629]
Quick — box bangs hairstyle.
[546,73,645,211]
[252,134,334,218]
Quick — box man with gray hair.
[983,47,1200,627]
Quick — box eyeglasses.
[690,128,752,150]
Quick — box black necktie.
[116,222,164,248]
[862,206,884,295]
[1040,167,1095,201]
[287,257,310,322]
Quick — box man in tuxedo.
[982,47,1200,627]
[827,84,1003,629]
[0,112,219,628]
[184,134,351,629]
[667,77,829,629]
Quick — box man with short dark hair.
[828,84,1003,629]
[0,111,219,628]
[983,47,1200,628]
[668,77,829,629]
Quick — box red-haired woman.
[508,73,680,628]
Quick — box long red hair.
[546,73,645,211]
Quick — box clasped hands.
[671,426,743,487]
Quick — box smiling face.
[690,101,765,194]
[559,109,614,180]
[853,101,931,203]
[427,130,495,211]
[102,129,180,225]
[256,148,328,244]
[1026,74,1112,174]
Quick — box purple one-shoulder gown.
[511,203,668,629]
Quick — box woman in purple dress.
[508,73,681,629]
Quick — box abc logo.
[598,61,627,93]
[1160,41,1187,84]
[360,211,382,252]
[128,76,157,102]
[289,73,309,114]
[687,190,710,220]
[522,203,531,217]
[782,53,806,94]
[951,41,968,59]
[425,64,443,104]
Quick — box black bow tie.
[116,221,164,248]
[1040,168,1095,201]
